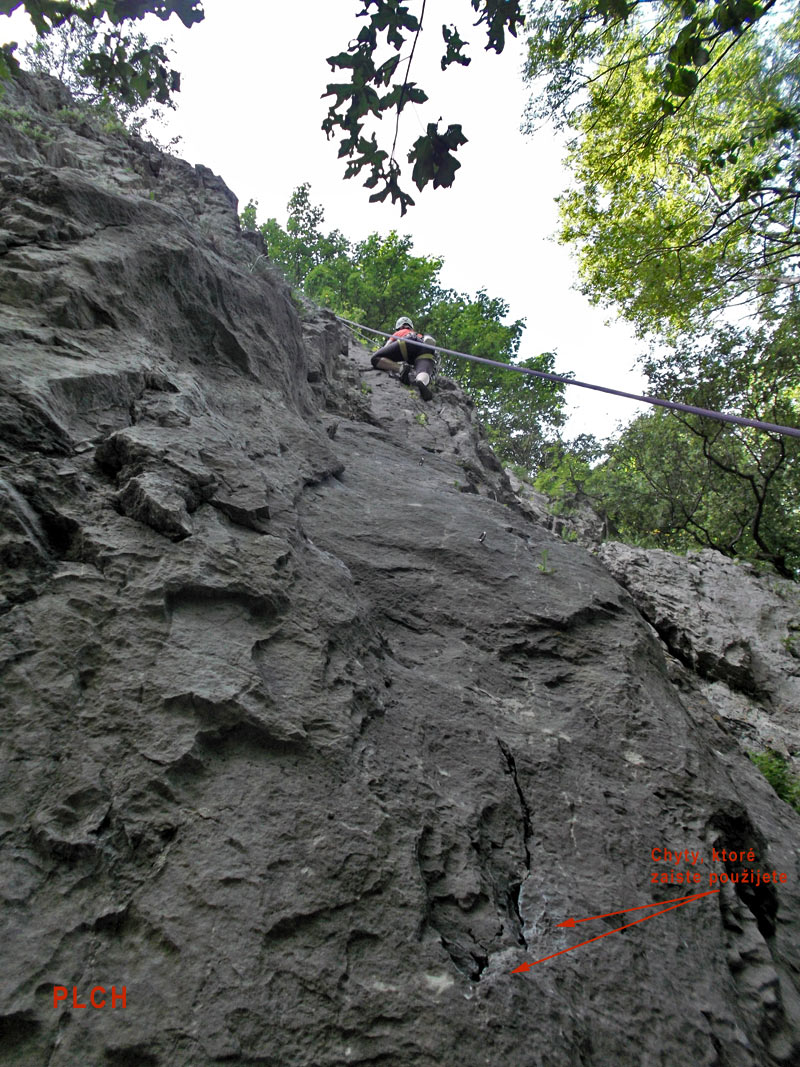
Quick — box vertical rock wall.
[1,73,799,1066]
[598,543,800,769]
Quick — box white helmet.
[423,335,436,346]
[395,316,414,330]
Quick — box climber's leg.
[413,357,435,402]
[371,340,404,373]
[372,354,404,373]
[371,340,416,383]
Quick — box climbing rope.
[336,316,800,440]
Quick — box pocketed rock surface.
[598,543,800,771]
[1,72,799,1067]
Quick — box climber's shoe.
[416,377,433,402]
[389,362,413,382]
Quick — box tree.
[520,1,799,576]
[0,1,204,112]
[19,15,176,134]
[533,433,604,511]
[426,289,565,469]
[322,0,525,213]
[536,315,800,576]
[243,184,350,289]
[525,0,783,125]
[243,186,567,466]
[525,0,800,338]
[308,231,445,329]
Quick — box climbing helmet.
[395,316,414,331]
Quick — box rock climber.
[370,316,437,402]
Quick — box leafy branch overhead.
[322,0,525,213]
[0,1,204,106]
[526,0,779,126]
[524,0,800,337]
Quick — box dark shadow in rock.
[164,585,287,623]
[0,382,73,454]
[0,1012,41,1061]
[707,806,778,941]
[38,508,80,558]
[104,1044,160,1067]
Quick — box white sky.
[2,0,650,440]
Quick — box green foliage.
[243,185,350,291]
[242,185,568,466]
[239,199,258,233]
[524,1,799,576]
[526,0,778,129]
[783,627,799,656]
[409,122,467,191]
[525,0,800,338]
[536,319,800,577]
[534,433,602,513]
[78,30,176,108]
[322,0,525,212]
[748,750,800,812]
[0,1,203,110]
[423,288,566,468]
[308,230,443,329]
[18,16,177,136]
[441,23,470,70]
[460,350,568,470]
[0,100,50,138]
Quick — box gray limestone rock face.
[597,543,800,767]
[1,72,799,1067]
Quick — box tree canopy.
[525,0,800,338]
[517,1,800,576]
[18,14,177,134]
[0,1,203,110]
[536,312,800,577]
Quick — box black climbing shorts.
[371,338,436,369]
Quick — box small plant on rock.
[782,624,800,658]
[748,750,800,813]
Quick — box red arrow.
[556,889,717,928]
[511,890,719,973]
